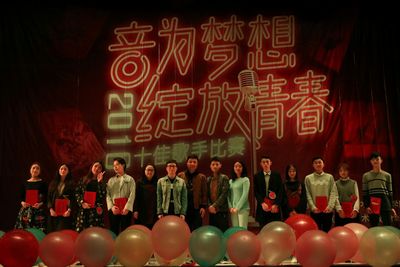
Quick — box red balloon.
[0,229,39,267]
[284,214,318,239]
[60,229,79,241]
[39,232,75,267]
[295,230,336,267]
[227,230,261,267]
[328,226,358,263]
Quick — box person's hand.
[63,209,71,217]
[366,207,372,214]
[271,205,279,213]
[97,171,105,183]
[289,210,297,217]
[313,207,321,213]
[50,208,57,217]
[180,214,185,220]
[133,211,139,220]
[82,202,91,209]
[261,202,271,212]
[230,208,237,213]
[323,207,332,213]
[199,208,206,218]
[33,202,41,209]
[338,210,345,218]
[208,206,217,214]
[112,205,120,215]
[21,201,29,208]
[351,210,358,219]
[121,208,129,215]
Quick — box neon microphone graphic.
[238,69,259,111]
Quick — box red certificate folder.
[341,202,353,218]
[370,197,381,214]
[114,197,128,211]
[55,199,70,216]
[25,190,39,205]
[84,191,96,207]
[315,196,328,211]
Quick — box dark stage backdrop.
[1,5,399,231]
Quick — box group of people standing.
[15,151,394,235]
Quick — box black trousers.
[334,212,360,227]
[310,212,333,232]
[185,208,203,232]
[369,211,392,226]
[258,211,281,230]
[209,212,229,232]
[109,210,132,235]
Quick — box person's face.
[234,162,243,177]
[113,160,125,175]
[260,158,272,172]
[339,167,348,179]
[288,167,296,180]
[144,165,155,180]
[91,162,103,176]
[370,157,382,168]
[30,164,40,177]
[313,159,324,173]
[210,161,222,174]
[166,163,177,177]
[59,165,69,178]
[186,159,198,173]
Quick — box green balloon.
[26,228,46,242]
[0,230,4,238]
[190,226,226,266]
[384,226,400,237]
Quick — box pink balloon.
[152,216,190,261]
[328,226,358,263]
[227,230,261,267]
[344,223,368,263]
[258,221,296,265]
[126,224,152,238]
[295,230,336,267]
[285,214,318,239]
[75,227,114,267]
[39,232,75,267]
[0,229,39,267]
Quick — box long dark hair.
[230,161,248,181]
[285,164,298,182]
[83,161,105,185]
[48,163,73,193]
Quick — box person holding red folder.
[254,156,283,229]
[15,162,48,232]
[47,163,75,232]
[106,157,136,235]
[334,163,360,226]
[305,157,343,232]
[75,161,106,232]
[362,152,395,226]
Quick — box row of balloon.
[1,214,400,267]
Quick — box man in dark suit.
[254,156,283,229]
